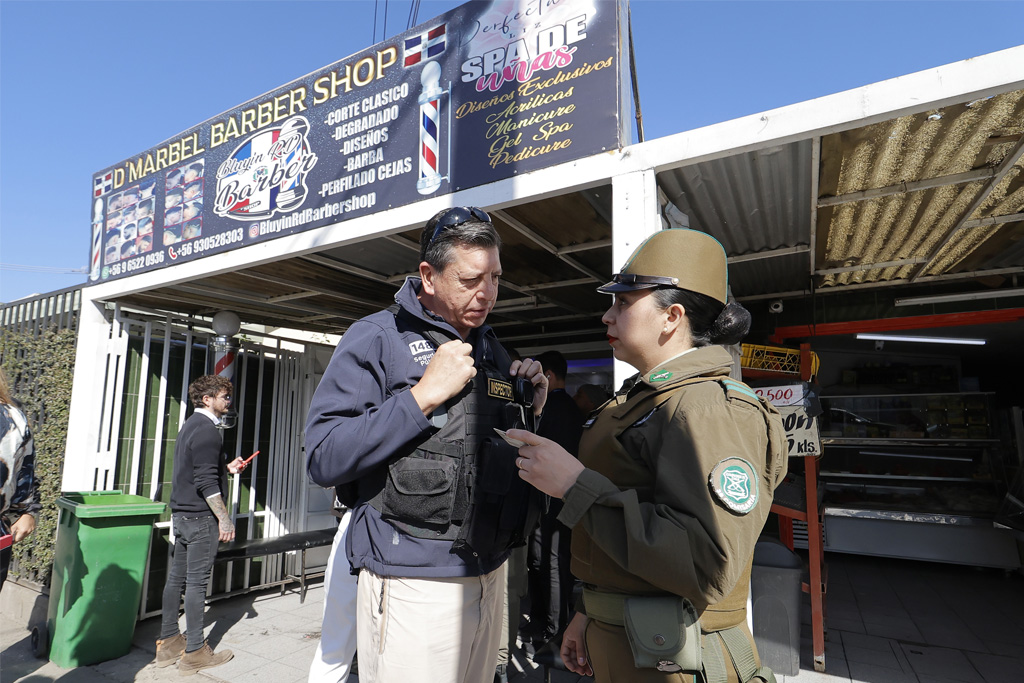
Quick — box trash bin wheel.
[31,623,48,658]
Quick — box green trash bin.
[45,491,166,668]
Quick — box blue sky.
[2,0,1022,302]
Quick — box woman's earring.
[662,327,669,334]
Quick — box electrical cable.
[627,1,644,142]
[0,263,87,274]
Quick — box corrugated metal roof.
[659,140,811,255]
[817,89,1024,287]
[654,90,1024,301]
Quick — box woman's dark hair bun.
[709,301,752,346]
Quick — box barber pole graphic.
[90,198,104,281]
[90,223,102,280]
[416,61,445,195]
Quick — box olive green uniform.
[558,346,788,682]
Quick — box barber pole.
[208,310,242,428]
[213,342,236,379]
[416,61,445,195]
[208,336,239,429]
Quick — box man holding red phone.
[156,375,249,675]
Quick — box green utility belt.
[581,588,777,683]
[583,588,701,673]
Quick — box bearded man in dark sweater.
[156,375,247,675]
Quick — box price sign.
[754,384,806,407]
[778,405,821,457]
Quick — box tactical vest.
[363,307,544,558]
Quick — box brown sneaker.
[177,641,233,676]
[155,633,186,668]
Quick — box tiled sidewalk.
[2,552,1022,682]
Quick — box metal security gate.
[88,305,330,616]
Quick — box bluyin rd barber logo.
[214,115,319,221]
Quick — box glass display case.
[819,392,993,441]
[816,393,1021,568]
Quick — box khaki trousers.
[356,564,505,683]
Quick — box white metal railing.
[97,310,325,617]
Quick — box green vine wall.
[1,327,76,585]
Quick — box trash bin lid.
[753,538,803,569]
[57,491,166,518]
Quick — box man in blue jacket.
[306,207,548,683]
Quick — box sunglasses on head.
[427,206,491,247]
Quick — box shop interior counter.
[817,394,1021,569]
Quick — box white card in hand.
[493,428,526,448]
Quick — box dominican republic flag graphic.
[404,24,446,67]
[94,173,113,198]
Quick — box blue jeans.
[161,513,219,651]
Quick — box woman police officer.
[507,229,787,683]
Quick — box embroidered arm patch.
[709,457,759,514]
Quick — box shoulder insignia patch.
[649,370,673,383]
[709,457,759,514]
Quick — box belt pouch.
[381,453,457,526]
[623,595,702,673]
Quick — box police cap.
[597,229,728,305]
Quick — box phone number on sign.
[106,251,166,277]
[171,227,245,259]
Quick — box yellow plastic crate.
[740,344,820,377]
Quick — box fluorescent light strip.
[894,288,1024,306]
[856,333,986,346]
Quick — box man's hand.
[510,357,548,415]
[227,456,246,475]
[217,518,236,542]
[11,513,35,543]
[410,339,477,416]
